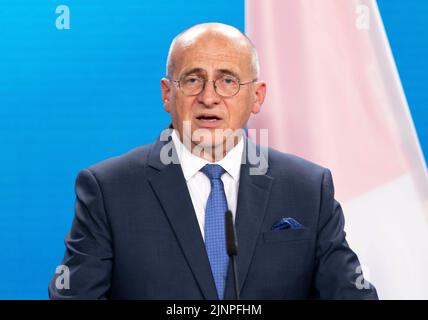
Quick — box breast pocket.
[262,228,313,244]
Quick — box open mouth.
[196,115,222,122]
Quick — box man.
[49,23,378,299]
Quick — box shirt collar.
[171,129,243,182]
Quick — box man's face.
[161,34,266,152]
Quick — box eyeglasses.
[169,74,257,97]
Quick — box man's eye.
[221,77,237,85]
[184,77,201,84]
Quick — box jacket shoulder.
[84,143,154,180]
[267,147,328,180]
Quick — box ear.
[251,81,266,114]
[161,78,171,112]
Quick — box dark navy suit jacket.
[49,133,378,299]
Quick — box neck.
[191,144,230,163]
[182,135,243,163]
[172,126,245,162]
[193,137,243,162]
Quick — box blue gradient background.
[0,0,426,299]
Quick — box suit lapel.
[224,140,274,299]
[147,132,218,300]
[146,132,273,300]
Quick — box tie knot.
[201,164,226,180]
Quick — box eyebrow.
[180,68,206,78]
[180,68,241,80]
[216,69,240,79]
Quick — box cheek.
[171,96,194,120]
[227,99,253,127]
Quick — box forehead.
[173,37,252,77]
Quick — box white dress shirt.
[171,130,243,240]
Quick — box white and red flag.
[246,0,428,299]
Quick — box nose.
[197,80,221,107]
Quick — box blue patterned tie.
[201,164,229,299]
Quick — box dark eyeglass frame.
[167,75,257,97]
